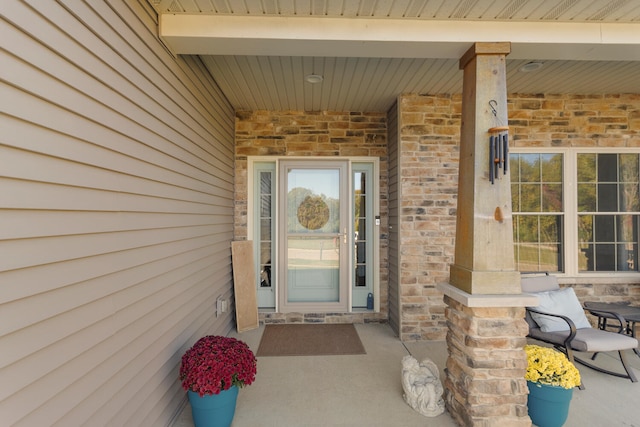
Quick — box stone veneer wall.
[397,94,462,340]
[444,297,531,426]
[232,95,640,334]
[234,110,389,324]
[397,93,640,342]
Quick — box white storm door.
[278,160,350,312]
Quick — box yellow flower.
[525,344,581,389]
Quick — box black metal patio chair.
[521,273,638,389]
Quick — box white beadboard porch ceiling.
[150,0,640,112]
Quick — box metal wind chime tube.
[488,100,509,185]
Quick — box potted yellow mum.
[524,344,581,427]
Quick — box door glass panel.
[352,164,374,306]
[287,236,340,302]
[287,169,340,233]
[259,171,273,288]
[260,242,272,287]
[254,162,275,308]
[354,171,367,289]
[356,242,366,264]
[285,167,343,304]
[260,219,271,240]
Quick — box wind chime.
[488,100,509,185]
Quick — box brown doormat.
[256,324,366,357]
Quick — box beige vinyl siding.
[1,1,235,426]
[386,101,400,336]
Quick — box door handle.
[343,228,347,244]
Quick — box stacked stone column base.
[443,295,531,427]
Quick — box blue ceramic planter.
[188,386,239,427]
[527,381,573,427]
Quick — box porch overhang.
[159,15,640,61]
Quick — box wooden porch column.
[449,42,520,295]
[438,43,536,427]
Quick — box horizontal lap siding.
[0,1,235,426]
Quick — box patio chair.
[521,273,638,388]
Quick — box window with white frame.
[511,153,564,273]
[511,150,640,275]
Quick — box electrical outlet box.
[216,296,225,317]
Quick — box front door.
[278,160,349,312]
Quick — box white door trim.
[247,156,380,313]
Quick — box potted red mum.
[180,336,257,427]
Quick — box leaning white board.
[231,240,259,332]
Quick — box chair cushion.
[521,274,560,293]
[529,287,592,332]
[528,327,639,352]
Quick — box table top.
[584,301,640,322]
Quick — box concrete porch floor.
[172,322,640,427]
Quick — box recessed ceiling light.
[519,62,544,73]
[305,74,324,84]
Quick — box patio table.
[584,301,640,357]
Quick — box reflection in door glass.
[287,169,340,233]
[354,172,367,287]
[259,171,272,287]
[284,166,344,306]
[287,236,340,302]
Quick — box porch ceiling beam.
[159,15,640,61]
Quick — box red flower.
[180,336,257,396]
